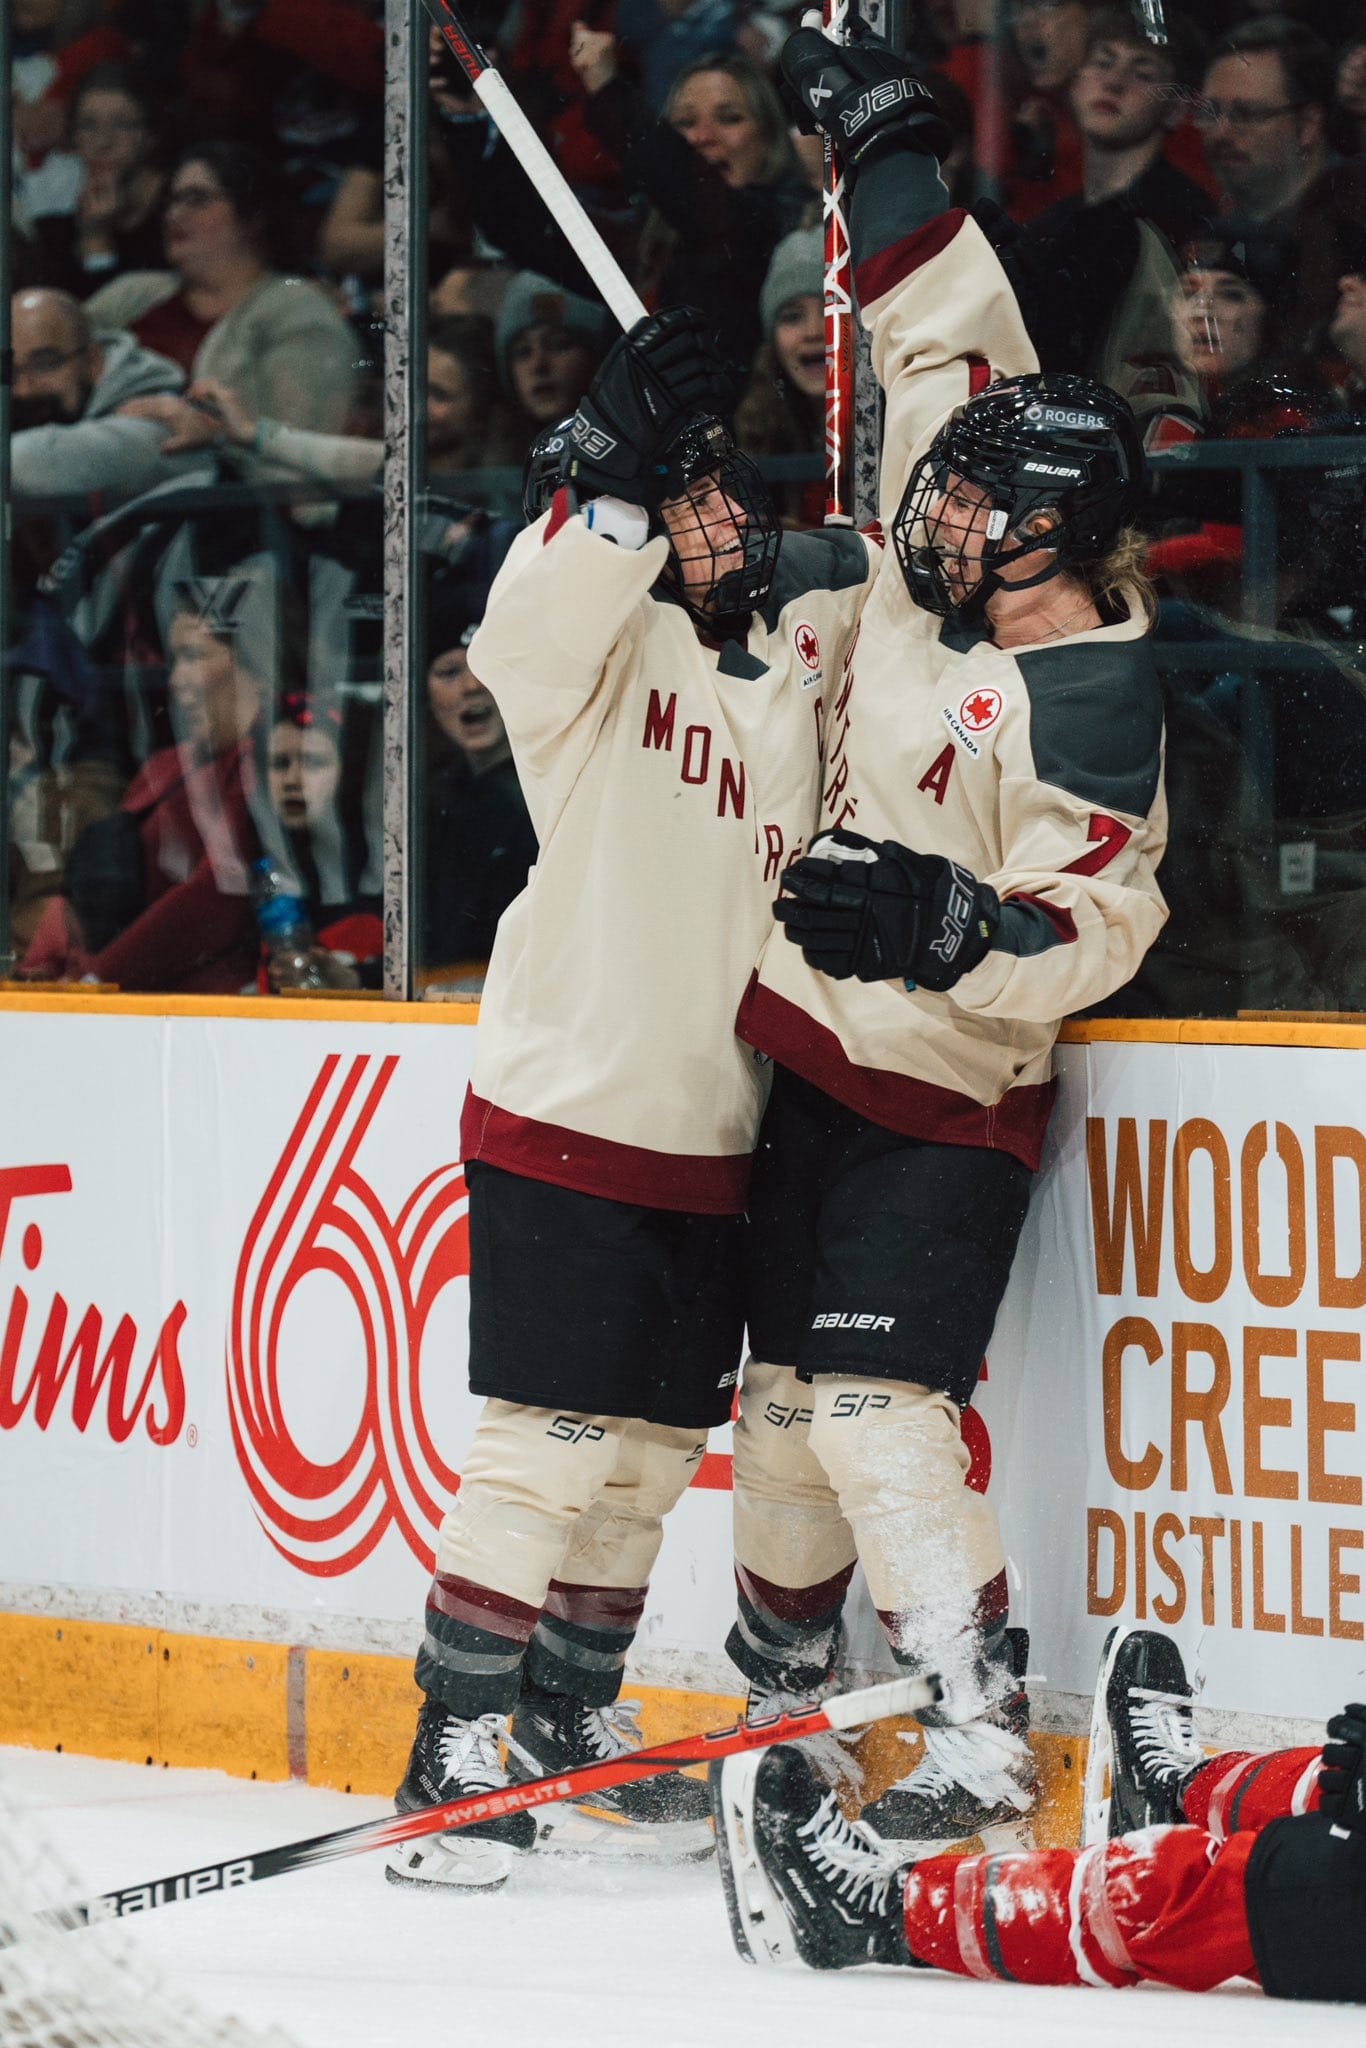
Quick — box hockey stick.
[1130,0,1167,44]
[29,1675,937,1935]
[819,0,856,526]
[419,0,646,332]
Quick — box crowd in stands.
[5,0,1365,1006]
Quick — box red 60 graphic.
[227,1053,991,1579]
[227,1054,470,1577]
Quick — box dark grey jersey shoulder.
[760,528,870,631]
[1015,632,1163,818]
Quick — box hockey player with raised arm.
[721,27,1168,1846]
[387,310,879,1891]
[712,1624,1366,2004]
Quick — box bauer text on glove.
[779,27,953,181]
[774,828,1000,991]
[567,308,724,507]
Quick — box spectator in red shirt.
[20,572,272,993]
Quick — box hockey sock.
[415,1571,538,1716]
[1183,1747,1324,1840]
[523,1580,647,1706]
[726,1561,853,1694]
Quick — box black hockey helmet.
[892,372,1145,617]
[522,416,573,523]
[652,413,780,638]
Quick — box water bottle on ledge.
[251,856,330,992]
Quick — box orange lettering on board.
[1172,1118,1233,1303]
[1307,1329,1361,1507]
[1329,1528,1365,1641]
[1170,1323,1233,1494]
[1243,1326,1298,1500]
[1152,1512,1186,1624]
[1101,1318,1161,1489]
[1251,1522,1286,1633]
[1315,1126,1366,1310]
[1241,1121,1307,1309]
[1189,1516,1225,1626]
[1290,1524,1325,1637]
[1086,1119,1167,1296]
[1087,1508,1126,1616]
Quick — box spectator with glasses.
[9,287,201,509]
[1197,16,1366,362]
[19,64,168,299]
[83,140,358,440]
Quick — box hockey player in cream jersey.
[387,312,877,1891]
[722,31,1168,1848]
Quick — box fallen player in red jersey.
[711,1624,1366,2004]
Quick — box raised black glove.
[566,307,724,507]
[775,828,1000,990]
[1319,1704,1366,1832]
[779,26,953,181]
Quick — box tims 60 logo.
[227,1054,470,1579]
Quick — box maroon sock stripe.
[736,1561,855,1628]
[428,1571,541,1644]
[543,1580,649,1630]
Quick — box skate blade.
[535,1800,715,1862]
[978,1815,1037,1854]
[1081,1623,1123,1846]
[708,1752,800,1969]
[384,1831,523,1890]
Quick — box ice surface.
[4,1746,1358,2048]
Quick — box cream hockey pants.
[435,1398,706,1606]
[733,1360,1005,1703]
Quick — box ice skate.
[858,1713,1037,1849]
[745,1673,862,1792]
[1084,1625,1205,1843]
[711,1744,912,1970]
[859,1623,1036,1849]
[384,1699,535,1891]
[509,1682,714,1860]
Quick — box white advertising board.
[0,1013,1361,1724]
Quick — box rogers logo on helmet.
[1026,405,1107,431]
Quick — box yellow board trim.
[0,990,478,1025]
[0,987,1357,1048]
[1060,1017,1366,1049]
[0,1612,1081,1848]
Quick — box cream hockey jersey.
[738,155,1169,1170]
[462,502,876,1214]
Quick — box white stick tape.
[473,70,647,333]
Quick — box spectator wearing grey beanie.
[736,225,824,524]
[495,272,612,454]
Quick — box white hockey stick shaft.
[421,0,647,332]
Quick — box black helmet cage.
[892,375,1144,618]
[522,417,573,524]
[652,415,780,637]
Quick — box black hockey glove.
[566,307,726,508]
[779,26,953,181]
[775,828,1000,991]
[1319,1704,1366,1832]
